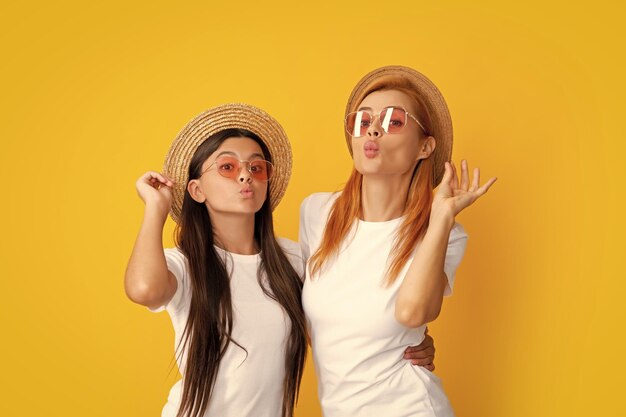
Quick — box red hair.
[309,76,436,285]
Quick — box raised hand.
[135,171,175,218]
[431,160,497,219]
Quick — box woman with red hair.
[300,66,497,416]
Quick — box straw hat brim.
[163,103,292,224]
[344,66,453,188]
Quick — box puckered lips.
[239,185,254,199]
[364,140,379,159]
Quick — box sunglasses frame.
[345,106,427,138]
[201,156,274,182]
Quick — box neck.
[361,172,414,222]
[208,210,257,255]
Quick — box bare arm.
[124,171,178,310]
[395,213,453,328]
[395,160,497,328]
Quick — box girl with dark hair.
[125,104,306,417]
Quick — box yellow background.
[1,1,624,416]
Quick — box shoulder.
[300,192,340,216]
[163,247,189,280]
[276,237,302,256]
[164,246,186,259]
[164,247,188,266]
[276,237,305,277]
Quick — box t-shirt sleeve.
[276,237,306,282]
[443,222,469,296]
[148,247,189,313]
[299,196,312,263]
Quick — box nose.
[367,115,383,138]
[238,164,253,184]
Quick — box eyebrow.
[216,151,265,159]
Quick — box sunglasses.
[345,106,427,138]
[201,156,273,182]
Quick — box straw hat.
[344,65,453,188]
[163,103,292,224]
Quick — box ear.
[418,136,436,160]
[187,179,206,203]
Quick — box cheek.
[204,184,226,209]
[257,182,268,201]
[384,136,420,161]
[372,137,421,174]
[203,178,234,208]
[351,138,365,165]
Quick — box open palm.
[432,160,497,218]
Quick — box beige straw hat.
[344,65,453,188]
[163,103,292,224]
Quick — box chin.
[210,201,263,216]
[354,159,384,175]
[240,198,265,213]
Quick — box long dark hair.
[173,128,307,417]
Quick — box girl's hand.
[403,327,436,371]
[431,160,497,220]
[135,171,175,216]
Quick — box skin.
[351,89,497,328]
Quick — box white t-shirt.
[300,192,468,417]
[150,238,304,417]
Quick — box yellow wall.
[1,1,624,416]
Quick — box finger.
[460,160,469,191]
[150,179,162,190]
[404,344,427,354]
[424,326,429,335]
[450,161,459,190]
[145,171,161,180]
[438,162,453,188]
[423,363,435,372]
[404,345,422,354]
[421,333,434,348]
[142,171,173,186]
[475,177,498,197]
[147,176,171,191]
[405,346,435,359]
[153,172,172,186]
[141,172,161,186]
[469,168,480,192]
[411,358,434,367]
[404,335,433,354]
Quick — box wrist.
[429,206,455,228]
[144,203,169,225]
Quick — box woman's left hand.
[431,160,497,219]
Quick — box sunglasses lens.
[346,111,372,137]
[380,107,407,133]
[249,160,272,181]
[216,156,240,179]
